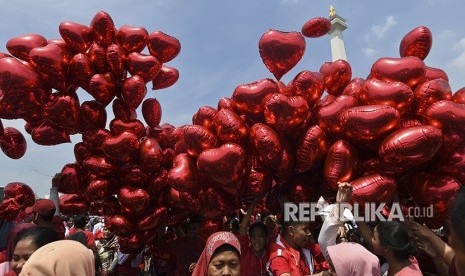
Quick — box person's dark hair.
[225,217,240,233]
[186,214,202,226]
[211,244,240,260]
[68,232,88,246]
[377,221,417,260]
[450,186,465,247]
[14,226,59,249]
[280,211,307,235]
[39,213,54,222]
[73,214,88,229]
[249,222,268,237]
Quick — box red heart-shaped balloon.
[370,56,426,89]
[74,142,91,164]
[182,125,218,157]
[295,125,329,173]
[59,21,93,53]
[139,137,163,171]
[192,106,217,132]
[214,109,248,146]
[106,44,126,79]
[138,207,167,231]
[127,52,161,83]
[290,70,325,105]
[168,153,199,193]
[141,98,162,127]
[147,31,181,63]
[232,78,278,121]
[425,100,465,148]
[342,78,365,97]
[122,75,147,109]
[79,100,107,131]
[102,131,139,162]
[437,146,465,184]
[117,25,148,53]
[3,182,35,207]
[82,128,110,153]
[109,118,145,138]
[151,65,179,90]
[301,17,331,38]
[58,163,84,194]
[217,97,237,112]
[243,164,272,197]
[105,214,134,237]
[453,87,465,104]
[117,165,148,188]
[68,53,95,91]
[6,34,47,61]
[83,155,115,176]
[147,169,169,196]
[59,194,88,215]
[86,42,108,73]
[112,98,137,121]
[249,123,282,169]
[29,43,68,86]
[43,94,80,130]
[316,95,358,140]
[0,57,40,92]
[88,73,117,106]
[118,186,150,217]
[324,139,358,191]
[359,79,413,112]
[259,29,305,80]
[197,143,247,186]
[425,66,449,82]
[351,174,397,206]
[399,26,432,60]
[413,78,452,115]
[320,59,352,96]
[264,93,309,133]
[90,11,116,47]
[31,122,71,145]
[85,178,114,201]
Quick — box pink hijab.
[192,231,241,276]
[327,242,380,276]
[19,240,95,276]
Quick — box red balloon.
[3,182,35,207]
[43,94,80,130]
[319,59,352,96]
[295,125,329,173]
[286,177,318,204]
[399,118,422,128]
[59,194,88,215]
[31,121,71,145]
[58,163,84,194]
[452,87,465,104]
[243,165,272,197]
[410,172,461,228]
[342,78,365,97]
[379,125,442,166]
[29,43,68,87]
[105,214,134,237]
[59,21,93,53]
[217,97,237,112]
[122,75,147,109]
[74,142,91,164]
[0,198,22,221]
[86,42,108,73]
[142,98,162,127]
[192,106,218,132]
[183,125,218,157]
[83,155,115,177]
[214,109,248,146]
[360,157,405,177]
[106,44,126,79]
[6,34,47,61]
[88,73,117,106]
[197,143,247,186]
[232,78,278,120]
[437,146,465,185]
[116,165,149,188]
[0,89,41,119]
[359,79,414,112]
[301,17,331,38]
[90,11,116,47]
[425,100,465,147]
[264,93,309,133]
[139,137,163,171]
[147,31,181,63]
[102,131,140,162]
[399,26,432,60]
[138,207,167,231]
[151,65,179,90]
[259,29,305,80]
[112,98,137,121]
[316,95,358,140]
[425,66,449,82]
[118,186,150,217]
[324,140,358,191]
[68,53,95,90]
[290,70,325,105]
[351,174,397,206]
[85,179,114,201]
[146,169,169,196]
[249,123,283,169]
[168,153,199,193]
[82,128,110,153]
[127,52,161,83]
[79,101,107,131]
[116,25,148,53]
[0,57,40,92]
[370,56,426,89]
[413,78,452,115]
[275,140,295,186]
[340,105,400,147]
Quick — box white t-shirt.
[92,222,104,235]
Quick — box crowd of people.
[0,183,464,276]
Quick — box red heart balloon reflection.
[118,186,150,217]
[59,21,93,53]
[399,26,432,60]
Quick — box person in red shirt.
[238,198,270,276]
[68,214,95,249]
[268,216,330,276]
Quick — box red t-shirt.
[395,257,422,276]
[68,228,95,249]
[238,234,270,276]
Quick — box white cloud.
[361,47,378,57]
[370,16,397,40]
[450,37,465,69]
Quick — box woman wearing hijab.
[326,242,380,276]
[95,226,118,276]
[19,240,95,276]
[0,223,35,275]
[192,231,241,276]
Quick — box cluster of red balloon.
[0,182,35,221]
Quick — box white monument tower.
[329,5,348,61]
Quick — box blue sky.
[0,0,464,197]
